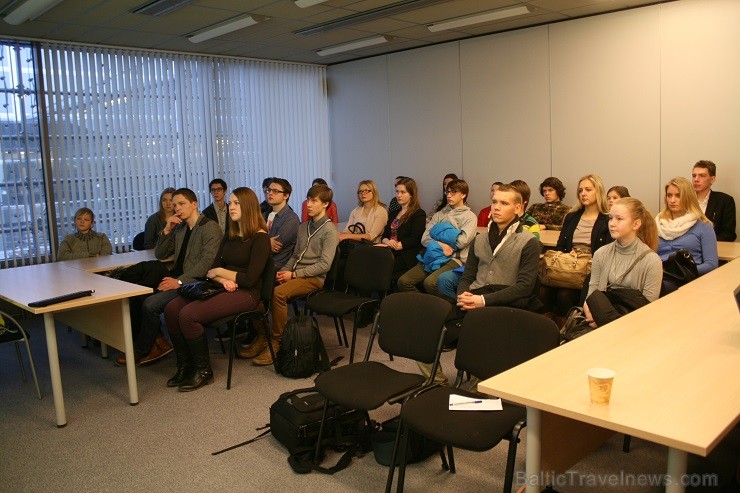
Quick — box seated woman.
[607,185,630,209]
[163,187,270,391]
[539,174,613,325]
[582,197,663,327]
[57,207,112,260]
[527,176,570,230]
[339,180,388,244]
[143,187,175,249]
[656,176,718,294]
[426,173,458,222]
[386,175,406,217]
[377,177,426,279]
[301,178,338,223]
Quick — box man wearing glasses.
[203,178,230,234]
[397,178,477,296]
[263,178,300,270]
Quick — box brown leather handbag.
[538,250,592,290]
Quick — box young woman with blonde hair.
[582,197,663,327]
[339,179,388,244]
[143,187,176,249]
[656,176,718,294]
[163,187,270,391]
[539,174,613,323]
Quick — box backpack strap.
[611,249,653,287]
[311,316,332,372]
[211,425,271,455]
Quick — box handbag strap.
[611,249,653,286]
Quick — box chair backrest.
[455,307,559,381]
[0,310,28,344]
[375,292,451,364]
[132,231,145,250]
[344,245,394,294]
[323,244,343,291]
[259,258,277,312]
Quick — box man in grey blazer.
[116,187,222,367]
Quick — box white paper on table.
[448,393,502,411]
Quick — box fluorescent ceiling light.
[295,0,328,7]
[317,36,389,57]
[427,5,531,32]
[3,0,64,25]
[188,14,266,43]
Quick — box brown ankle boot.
[238,333,267,359]
[252,341,280,366]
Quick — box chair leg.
[314,399,331,463]
[18,338,42,399]
[504,421,526,493]
[438,446,450,471]
[385,417,405,493]
[15,342,27,382]
[447,444,456,473]
[622,434,632,453]
[227,321,236,390]
[332,317,345,347]
[396,424,411,493]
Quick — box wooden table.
[0,263,152,427]
[478,264,740,492]
[60,249,157,273]
[717,241,740,262]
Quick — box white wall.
[327,0,740,239]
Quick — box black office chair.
[205,258,277,388]
[0,310,42,399]
[313,292,451,463]
[132,231,146,251]
[290,244,344,345]
[305,245,394,363]
[386,307,559,493]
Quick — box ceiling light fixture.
[294,0,328,7]
[188,14,266,43]
[427,5,531,32]
[3,0,64,25]
[317,35,389,57]
[295,0,448,36]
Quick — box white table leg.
[44,313,66,427]
[526,406,541,493]
[666,447,687,493]
[121,298,138,405]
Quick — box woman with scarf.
[656,176,718,294]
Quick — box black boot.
[166,331,193,388]
[178,333,214,392]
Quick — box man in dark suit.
[692,160,736,241]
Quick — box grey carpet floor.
[0,311,730,493]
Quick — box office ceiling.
[0,0,667,65]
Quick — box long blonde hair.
[614,197,658,250]
[228,187,267,240]
[657,176,711,223]
[355,180,386,209]
[570,174,609,214]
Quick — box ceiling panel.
[0,0,671,64]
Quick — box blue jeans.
[134,289,179,354]
[436,269,462,300]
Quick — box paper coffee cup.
[587,368,615,404]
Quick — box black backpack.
[277,315,331,378]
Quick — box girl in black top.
[163,187,270,391]
[378,177,426,277]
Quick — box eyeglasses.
[210,187,224,193]
[357,189,372,195]
[266,188,285,195]
[445,189,459,196]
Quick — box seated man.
[420,184,542,384]
[264,178,300,270]
[692,160,736,241]
[241,184,339,366]
[115,188,222,367]
[437,179,540,301]
[476,181,502,227]
[397,179,477,296]
[203,178,230,234]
